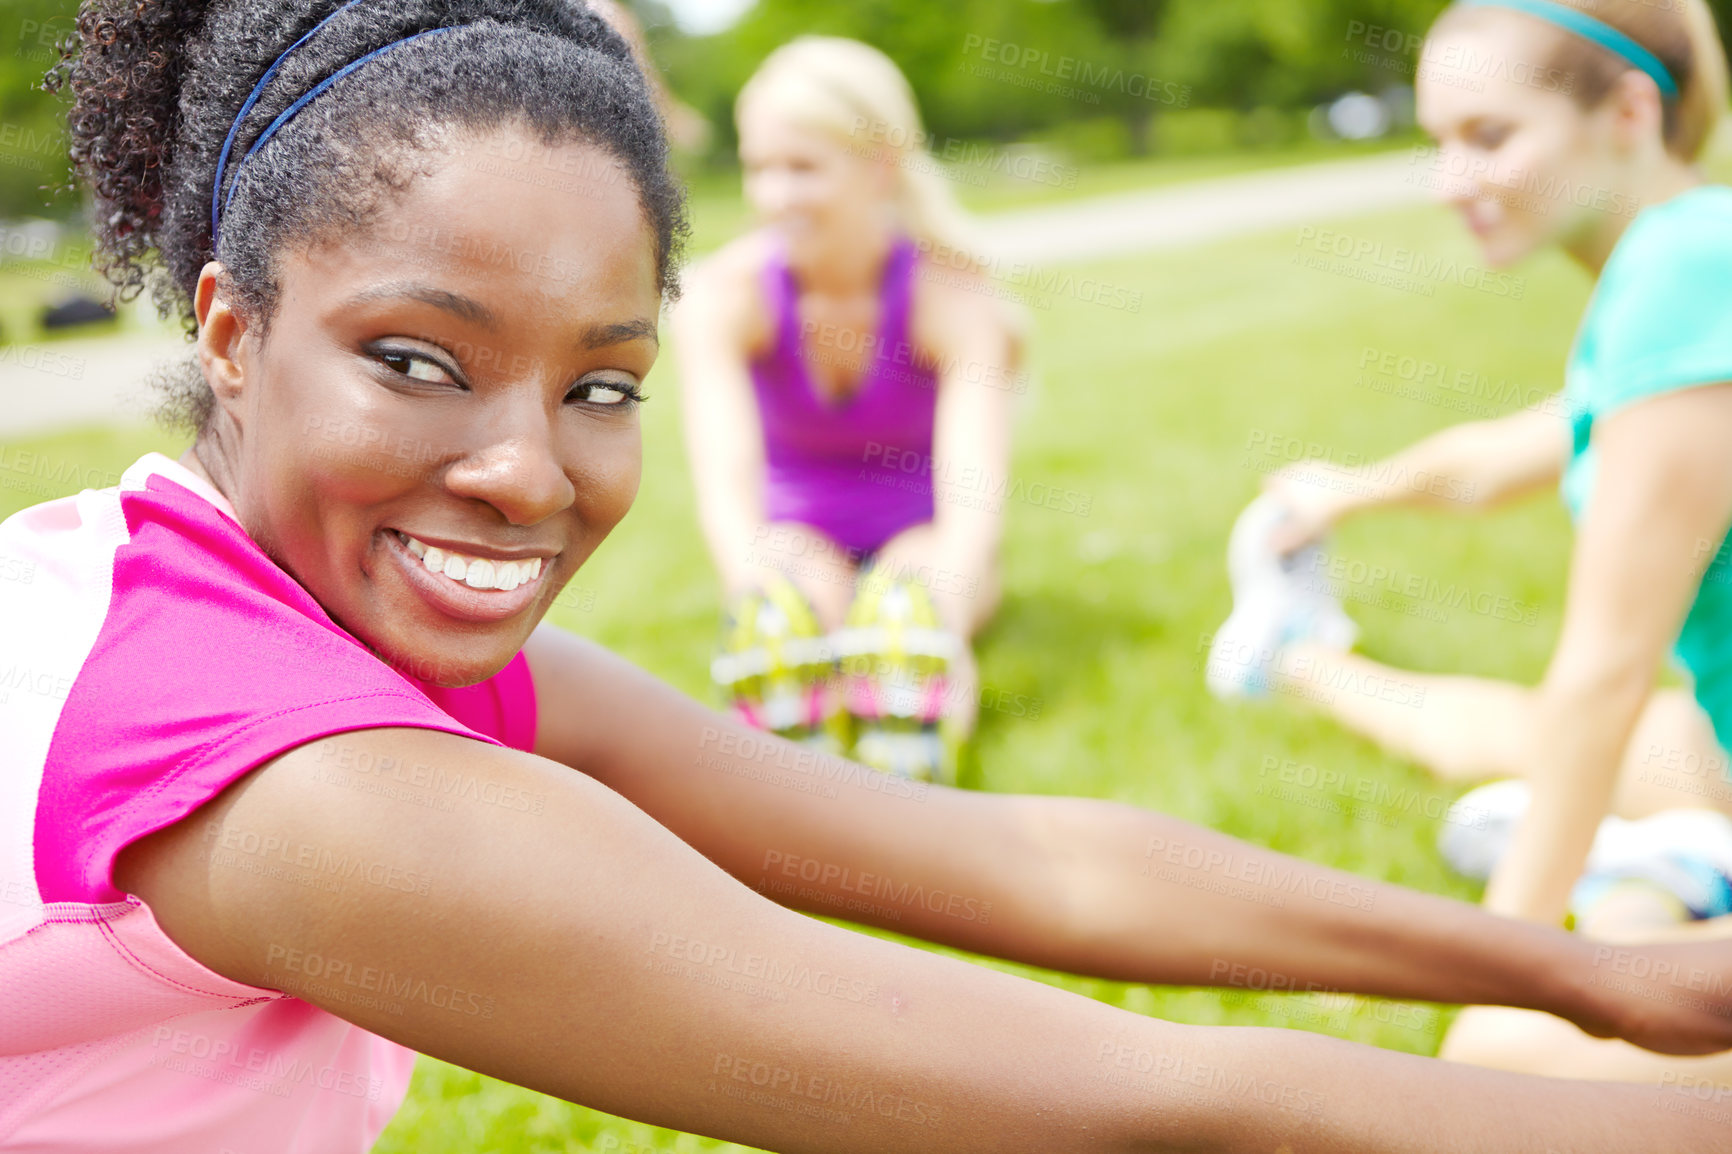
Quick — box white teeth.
[464,559,496,589]
[401,532,546,593]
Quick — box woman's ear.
[194,261,252,413]
[1604,68,1669,155]
[873,149,900,200]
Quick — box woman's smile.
[377,526,558,623]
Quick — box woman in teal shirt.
[1212,0,1732,1080]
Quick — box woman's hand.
[1568,934,1732,1055]
[1259,406,1570,555]
[1261,466,1354,554]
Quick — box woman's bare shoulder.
[675,231,783,356]
[906,246,1027,359]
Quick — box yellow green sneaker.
[833,572,961,783]
[711,574,840,747]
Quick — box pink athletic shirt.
[0,452,539,1151]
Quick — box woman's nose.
[441,398,575,526]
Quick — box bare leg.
[1275,641,1531,781]
[1614,689,1732,819]
[1277,645,1732,820]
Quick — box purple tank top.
[750,235,938,559]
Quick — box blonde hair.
[735,36,981,262]
[1435,0,1729,160]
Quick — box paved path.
[0,330,190,437]
[974,151,1426,265]
[0,151,1429,439]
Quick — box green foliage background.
[0,0,78,218]
[648,0,1732,157]
[6,0,1732,218]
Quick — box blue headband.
[209,2,464,247]
[1457,0,1680,101]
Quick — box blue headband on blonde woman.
[209,0,465,247]
[1457,0,1681,101]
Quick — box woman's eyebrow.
[581,318,660,349]
[340,283,655,348]
[343,282,500,328]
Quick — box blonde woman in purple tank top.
[674,38,1024,782]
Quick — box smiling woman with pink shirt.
[11,2,1732,1152]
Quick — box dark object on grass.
[40,295,118,330]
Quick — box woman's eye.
[378,351,453,383]
[572,379,641,407]
[1470,126,1511,150]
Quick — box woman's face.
[737,98,893,259]
[1416,17,1628,267]
[205,129,661,686]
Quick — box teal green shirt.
[1561,185,1732,754]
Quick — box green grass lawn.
[1,186,1601,1151]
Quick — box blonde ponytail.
[1678,0,1728,158]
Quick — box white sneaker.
[1438,779,1533,881]
[1439,779,1732,918]
[1207,496,1358,699]
[1205,588,1288,699]
[1580,809,1732,919]
[1228,494,1323,593]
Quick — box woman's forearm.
[780,792,1606,1024]
[926,528,1000,637]
[1133,1021,1723,1152]
[703,506,768,593]
[1484,676,1651,925]
[1294,409,1568,527]
[687,438,768,593]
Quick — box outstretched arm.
[671,245,774,594]
[1267,404,1569,552]
[119,725,1729,1152]
[907,266,1021,634]
[1487,383,1732,923]
[527,624,1732,1056]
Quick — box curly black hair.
[51,0,687,430]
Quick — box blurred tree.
[655,0,1732,164]
[0,0,78,219]
[1073,0,1173,153]
[1156,0,1452,110]
[2,0,1728,218]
